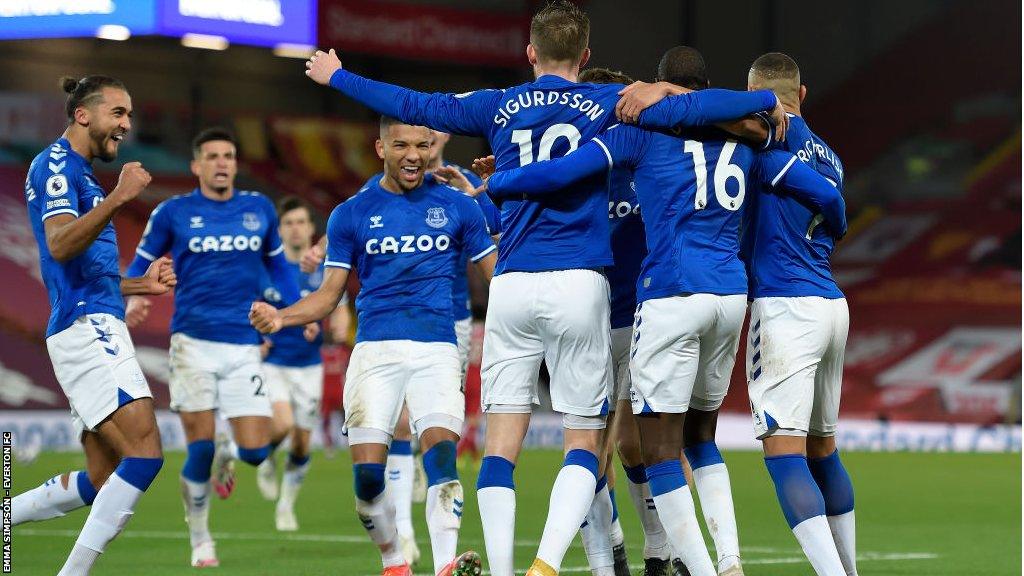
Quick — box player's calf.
[422,436,465,574]
[762,436,846,576]
[354,459,407,570]
[807,436,857,576]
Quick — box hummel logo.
[369,215,383,229]
[190,216,204,229]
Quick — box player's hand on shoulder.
[305,48,342,85]
[303,322,321,342]
[125,296,151,328]
[249,301,283,334]
[113,162,152,204]
[433,165,476,196]
[471,155,496,179]
[300,244,325,273]
[768,93,789,142]
[616,81,685,124]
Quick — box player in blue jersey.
[250,117,496,576]
[483,45,847,576]
[383,129,504,568]
[741,53,857,576]
[303,4,782,574]
[11,76,169,575]
[124,127,303,567]
[254,196,350,531]
[558,66,645,576]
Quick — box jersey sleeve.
[458,198,497,263]
[261,197,285,258]
[324,203,356,269]
[329,69,500,136]
[754,150,848,239]
[637,89,778,130]
[126,201,174,277]
[33,159,82,222]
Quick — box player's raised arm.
[44,161,150,263]
[757,150,848,239]
[306,48,497,136]
[636,88,784,133]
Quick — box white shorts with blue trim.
[46,314,152,432]
[481,269,613,417]
[344,340,464,443]
[168,333,271,419]
[747,297,849,439]
[265,363,324,431]
[629,294,746,415]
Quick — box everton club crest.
[425,207,448,229]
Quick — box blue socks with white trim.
[354,462,405,569]
[534,449,599,572]
[11,469,98,525]
[685,441,741,571]
[477,455,516,576]
[646,459,716,576]
[58,457,163,576]
[423,440,463,574]
[764,454,847,576]
[809,450,858,575]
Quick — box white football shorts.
[168,332,271,419]
[265,362,324,431]
[344,340,464,444]
[481,269,613,418]
[629,294,746,414]
[46,314,152,432]
[747,296,849,439]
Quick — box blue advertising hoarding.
[0,1,158,39]
[0,0,316,46]
[158,0,316,47]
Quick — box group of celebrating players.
[12,2,859,576]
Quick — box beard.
[90,125,117,162]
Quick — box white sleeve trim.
[469,244,497,262]
[266,244,285,257]
[592,138,614,169]
[824,177,838,187]
[324,260,352,269]
[41,208,78,220]
[134,247,157,261]
[770,155,799,187]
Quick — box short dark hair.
[191,127,237,157]
[530,0,590,64]
[656,46,709,91]
[60,75,126,122]
[276,195,314,220]
[749,52,800,84]
[579,67,633,85]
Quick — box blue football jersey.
[261,261,324,367]
[131,189,285,345]
[25,137,124,336]
[328,69,778,276]
[442,163,500,322]
[742,114,846,299]
[325,176,496,344]
[606,169,645,329]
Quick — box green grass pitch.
[10,449,1021,575]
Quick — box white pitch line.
[387,553,941,576]
[18,529,938,575]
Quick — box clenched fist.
[249,301,283,334]
[112,162,151,204]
